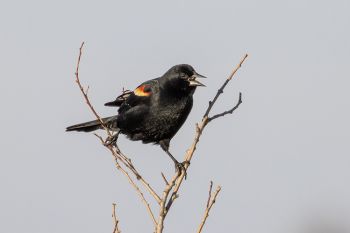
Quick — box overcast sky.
[1,0,350,233]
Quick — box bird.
[66,64,206,172]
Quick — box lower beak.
[189,79,206,87]
[189,73,206,87]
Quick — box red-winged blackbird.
[66,64,206,170]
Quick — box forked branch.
[197,182,222,233]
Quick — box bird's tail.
[66,116,118,132]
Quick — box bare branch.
[164,117,207,213]
[197,184,222,233]
[94,135,158,226]
[116,160,158,226]
[75,44,161,205]
[208,92,242,122]
[112,203,121,233]
[103,141,162,205]
[156,174,180,233]
[74,42,112,137]
[158,54,248,228]
[74,43,160,228]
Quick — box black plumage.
[66,64,206,169]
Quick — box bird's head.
[162,64,206,95]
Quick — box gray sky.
[1,0,349,232]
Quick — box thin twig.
[206,181,213,208]
[116,161,158,226]
[74,42,112,137]
[95,134,161,204]
[110,144,162,204]
[208,92,242,122]
[161,173,169,186]
[197,185,222,233]
[203,54,248,118]
[112,203,121,233]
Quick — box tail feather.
[66,116,117,132]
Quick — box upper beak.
[189,73,206,87]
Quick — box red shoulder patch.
[134,84,152,97]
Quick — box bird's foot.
[175,161,190,179]
[104,133,119,146]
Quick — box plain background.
[1,0,349,232]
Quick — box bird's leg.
[166,150,188,179]
[160,140,188,179]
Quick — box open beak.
[188,73,207,87]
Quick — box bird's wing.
[104,79,158,111]
[105,84,152,108]
[104,89,133,107]
[116,79,160,132]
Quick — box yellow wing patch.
[134,84,152,97]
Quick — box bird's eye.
[179,73,187,79]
